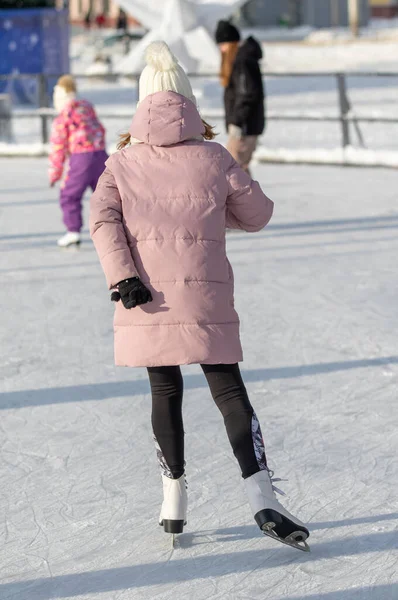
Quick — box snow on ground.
[4,25,398,156]
[246,18,398,44]
[75,70,398,153]
[7,41,398,155]
[255,145,398,168]
[1,159,398,599]
[69,23,398,156]
[8,72,398,157]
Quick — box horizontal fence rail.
[13,108,398,124]
[1,71,398,148]
[2,71,398,80]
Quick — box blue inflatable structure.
[0,8,69,104]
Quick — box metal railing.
[1,71,398,148]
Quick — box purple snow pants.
[60,150,108,233]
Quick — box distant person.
[122,34,131,56]
[49,75,108,248]
[117,8,128,32]
[89,41,309,551]
[215,20,265,174]
[86,54,113,76]
[84,11,91,30]
[95,13,106,29]
[288,0,301,28]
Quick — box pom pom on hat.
[144,41,178,72]
[138,41,196,105]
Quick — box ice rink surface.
[0,159,397,599]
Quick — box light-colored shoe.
[244,469,310,551]
[57,231,81,248]
[159,473,187,534]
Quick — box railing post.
[336,73,351,148]
[0,93,13,143]
[38,73,49,144]
[348,0,360,38]
[331,0,340,27]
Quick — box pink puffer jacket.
[90,91,273,367]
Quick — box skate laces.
[267,467,287,497]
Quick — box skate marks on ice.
[309,512,398,531]
[2,355,398,409]
[226,214,398,264]
[261,524,310,552]
[179,522,311,553]
[0,530,397,600]
[281,584,398,600]
[1,162,398,599]
[0,198,56,208]
[0,236,93,252]
[176,512,398,545]
[0,260,98,275]
[227,213,398,241]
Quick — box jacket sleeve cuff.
[100,248,139,290]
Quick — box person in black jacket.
[215,20,265,174]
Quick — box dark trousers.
[147,364,267,479]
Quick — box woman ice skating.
[90,42,309,551]
[215,20,265,175]
[49,75,108,248]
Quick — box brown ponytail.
[219,42,239,88]
[117,132,131,150]
[202,119,217,140]
[117,118,216,150]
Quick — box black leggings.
[148,364,267,480]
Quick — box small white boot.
[57,231,81,247]
[244,469,310,552]
[159,474,187,535]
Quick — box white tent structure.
[116,0,248,73]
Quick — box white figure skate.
[57,231,81,248]
[159,474,187,547]
[245,469,310,552]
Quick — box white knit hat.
[138,41,196,105]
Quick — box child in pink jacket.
[49,75,108,247]
[90,42,310,551]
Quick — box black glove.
[111,277,152,309]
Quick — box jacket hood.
[237,36,263,62]
[129,91,205,147]
[53,85,76,114]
